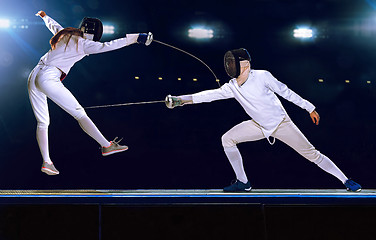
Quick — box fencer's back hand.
[35,11,46,18]
[165,95,183,109]
[137,32,153,46]
[310,110,320,125]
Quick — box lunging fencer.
[28,11,153,175]
[166,48,362,192]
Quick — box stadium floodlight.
[293,28,313,38]
[188,27,214,39]
[0,19,10,28]
[103,25,115,35]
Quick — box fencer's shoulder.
[80,37,102,47]
[80,37,92,44]
[252,69,272,76]
[227,78,237,86]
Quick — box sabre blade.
[84,100,165,109]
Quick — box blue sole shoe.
[344,179,362,192]
[223,180,252,192]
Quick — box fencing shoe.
[223,180,252,192]
[41,162,59,175]
[344,179,362,192]
[101,137,128,156]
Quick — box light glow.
[103,25,115,34]
[0,19,10,28]
[188,27,214,39]
[293,28,313,38]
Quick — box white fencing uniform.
[28,15,139,164]
[28,15,139,127]
[191,70,348,185]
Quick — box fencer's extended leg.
[34,66,128,156]
[314,154,361,191]
[76,115,128,155]
[273,118,348,183]
[76,115,130,156]
[77,115,110,147]
[313,155,347,183]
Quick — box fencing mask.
[224,48,251,78]
[79,17,103,41]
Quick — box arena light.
[0,19,10,28]
[103,25,115,35]
[293,28,313,38]
[188,27,214,39]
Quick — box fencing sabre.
[85,95,173,109]
[84,39,219,110]
[84,100,165,109]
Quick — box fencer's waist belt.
[37,60,67,81]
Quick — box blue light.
[0,19,10,28]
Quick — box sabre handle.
[165,95,183,109]
[165,95,193,109]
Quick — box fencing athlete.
[28,11,153,175]
[166,48,362,192]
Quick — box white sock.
[36,127,53,164]
[224,146,248,183]
[314,155,348,184]
[77,115,110,147]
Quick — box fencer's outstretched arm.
[82,34,139,54]
[83,32,153,55]
[167,84,233,109]
[36,11,63,35]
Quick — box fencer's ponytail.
[50,27,84,51]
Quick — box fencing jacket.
[39,15,138,75]
[192,70,316,139]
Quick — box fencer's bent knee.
[222,132,237,148]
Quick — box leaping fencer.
[166,48,362,192]
[28,11,153,175]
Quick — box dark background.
[0,0,375,190]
